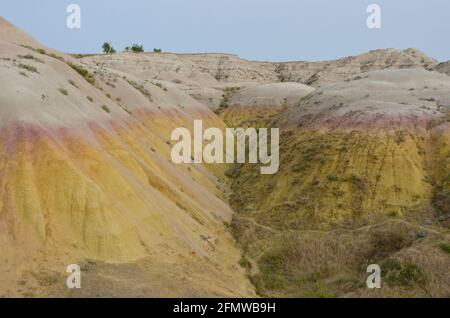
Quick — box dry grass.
[232,213,450,297]
[66,62,96,85]
[126,79,152,102]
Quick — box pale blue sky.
[2,0,449,62]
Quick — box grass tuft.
[58,88,68,96]
[68,80,78,88]
[67,62,96,85]
[18,63,38,73]
[101,105,110,113]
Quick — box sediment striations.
[0,17,254,297]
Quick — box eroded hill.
[225,69,450,297]
[0,17,254,297]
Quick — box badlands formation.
[0,17,253,297]
[0,16,449,297]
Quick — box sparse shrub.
[239,256,252,269]
[225,164,243,178]
[80,259,97,272]
[395,130,407,145]
[131,44,144,53]
[152,82,167,91]
[48,52,64,61]
[217,87,238,111]
[126,79,152,101]
[387,210,400,217]
[102,42,116,54]
[248,275,266,296]
[67,62,96,85]
[68,79,78,88]
[153,48,162,53]
[19,45,63,61]
[348,174,368,193]
[381,259,427,287]
[367,229,413,260]
[33,270,60,287]
[121,106,132,115]
[20,44,34,50]
[393,185,402,193]
[255,253,286,290]
[432,187,450,214]
[87,96,94,102]
[327,175,340,182]
[17,54,44,63]
[18,63,38,73]
[439,243,450,254]
[419,97,436,102]
[101,105,110,113]
[58,88,68,96]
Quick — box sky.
[1,0,449,62]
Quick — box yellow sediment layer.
[229,129,437,229]
[0,21,258,295]
[0,114,253,296]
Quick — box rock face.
[275,48,438,87]
[219,82,315,127]
[80,52,278,86]
[80,48,438,89]
[228,82,315,109]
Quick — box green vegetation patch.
[238,256,252,269]
[438,243,450,254]
[216,87,241,113]
[67,62,96,85]
[381,258,427,287]
[126,79,153,102]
